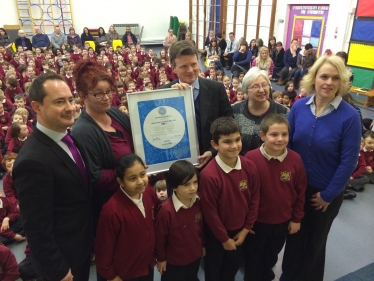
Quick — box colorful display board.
[286,5,329,55]
[348,0,374,88]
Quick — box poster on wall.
[286,5,329,56]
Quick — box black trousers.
[19,255,40,281]
[161,258,200,281]
[220,52,234,68]
[204,227,243,281]
[231,65,249,78]
[281,185,344,281]
[349,174,369,191]
[244,220,289,281]
[126,268,154,281]
[280,67,298,81]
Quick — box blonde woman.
[107,25,120,42]
[252,46,274,78]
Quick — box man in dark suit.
[13,72,93,281]
[161,40,233,169]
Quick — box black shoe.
[344,191,356,200]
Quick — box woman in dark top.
[0,28,12,50]
[231,40,252,78]
[14,30,32,51]
[232,67,289,155]
[249,39,258,61]
[81,27,94,45]
[71,60,134,227]
[67,27,82,49]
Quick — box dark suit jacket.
[14,37,33,51]
[161,77,233,155]
[13,128,93,281]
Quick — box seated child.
[232,88,245,105]
[361,131,374,183]
[155,161,204,281]
[0,102,11,132]
[244,113,306,280]
[345,138,368,197]
[0,90,13,112]
[204,61,215,77]
[283,81,296,102]
[199,117,260,281]
[216,70,224,83]
[10,94,35,122]
[154,179,167,204]
[272,91,283,104]
[7,122,29,154]
[294,86,308,102]
[126,81,137,93]
[2,153,18,206]
[282,92,293,109]
[5,78,23,103]
[207,67,217,81]
[0,189,25,244]
[0,244,19,280]
[74,97,82,121]
[156,73,168,89]
[95,154,158,280]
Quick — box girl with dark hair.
[155,160,204,281]
[95,154,158,281]
[207,38,223,70]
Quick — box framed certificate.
[127,87,200,174]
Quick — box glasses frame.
[89,89,113,99]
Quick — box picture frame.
[127,87,200,174]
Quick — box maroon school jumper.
[3,173,18,206]
[0,245,19,281]
[155,195,204,265]
[245,148,306,224]
[0,197,20,240]
[199,155,260,243]
[95,187,157,280]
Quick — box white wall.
[273,0,357,54]
[0,0,189,42]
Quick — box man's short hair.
[29,72,66,104]
[169,41,198,67]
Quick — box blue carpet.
[335,263,374,281]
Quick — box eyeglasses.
[90,89,113,99]
[248,83,270,91]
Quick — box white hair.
[18,30,25,34]
[242,67,270,91]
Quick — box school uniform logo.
[239,180,248,191]
[195,211,203,222]
[0,118,5,123]
[280,171,291,181]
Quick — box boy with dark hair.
[10,94,35,122]
[5,78,23,103]
[244,113,306,281]
[200,116,260,281]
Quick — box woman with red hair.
[71,60,133,227]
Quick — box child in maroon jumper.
[200,117,260,281]
[0,190,25,244]
[0,244,19,280]
[7,122,29,154]
[95,154,157,281]
[244,113,306,281]
[5,78,23,103]
[346,138,369,192]
[2,153,18,206]
[0,102,11,130]
[362,131,374,183]
[155,160,204,281]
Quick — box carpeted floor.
[335,263,374,281]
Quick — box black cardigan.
[14,37,33,51]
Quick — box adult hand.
[223,52,228,56]
[222,238,236,250]
[289,67,292,71]
[60,269,73,281]
[171,83,190,90]
[288,221,300,234]
[310,192,330,212]
[233,228,249,246]
[157,261,167,274]
[196,151,212,169]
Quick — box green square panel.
[350,66,374,89]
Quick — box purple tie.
[61,134,88,187]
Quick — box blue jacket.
[32,34,50,48]
[233,50,252,68]
[122,32,137,46]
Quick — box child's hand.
[288,221,300,234]
[366,166,373,173]
[222,238,236,251]
[1,218,10,232]
[157,261,167,274]
[233,228,249,246]
[202,247,206,257]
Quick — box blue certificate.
[138,96,191,165]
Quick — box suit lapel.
[198,77,211,132]
[34,129,89,195]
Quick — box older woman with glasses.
[71,60,133,229]
[232,67,289,155]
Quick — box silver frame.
[127,87,200,174]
